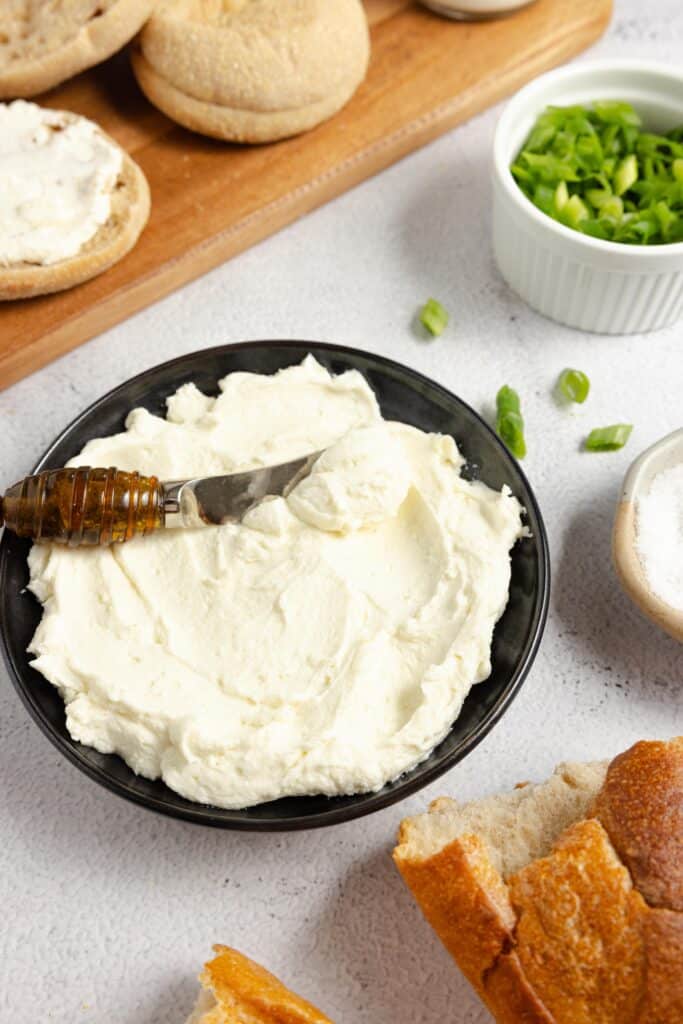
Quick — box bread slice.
[0,0,156,99]
[394,761,608,1009]
[396,760,608,878]
[131,0,370,143]
[394,740,683,1024]
[0,115,150,301]
[186,945,334,1024]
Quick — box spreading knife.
[0,453,323,547]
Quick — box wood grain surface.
[0,0,612,390]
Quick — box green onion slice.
[585,424,633,452]
[614,154,638,196]
[496,386,526,459]
[419,298,449,337]
[496,385,521,417]
[511,102,683,246]
[558,368,590,404]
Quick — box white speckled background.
[2,2,683,1020]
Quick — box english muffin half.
[0,101,150,300]
[0,0,157,99]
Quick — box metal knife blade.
[161,450,324,529]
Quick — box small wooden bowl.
[613,428,683,643]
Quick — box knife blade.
[161,450,324,528]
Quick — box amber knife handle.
[0,467,165,546]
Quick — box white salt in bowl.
[492,60,683,334]
[613,428,683,643]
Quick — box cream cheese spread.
[27,357,525,809]
[0,100,123,267]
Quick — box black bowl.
[0,342,549,830]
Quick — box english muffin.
[0,0,156,99]
[131,0,371,143]
[0,100,150,300]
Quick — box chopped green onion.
[655,199,677,237]
[419,298,449,337]
[585,424,633,452]
[498,413,526,459]
[554,180,569,211]
[558,368,590,404]
[614,154,638,195]
[561,193,590,227]
[511,102,683,246]
[496,385,521,417]
[593,100,641,128]
[600,195,624,220]
[586,187,614,208]
[496,386,526,459]
[533,183,555,214]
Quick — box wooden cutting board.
[0,0,611,391]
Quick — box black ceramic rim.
[0,341,550,830]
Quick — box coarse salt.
[636,462,683,612]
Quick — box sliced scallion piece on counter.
[511,102,683,245]
[558,368,590,404]
[496,384,522,418]
[496,386,526,459]
[419,298,449,336]
[585,424,633,452]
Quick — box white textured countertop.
[1,2,682,1021]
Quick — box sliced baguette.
[394,740,683,1024]
[394,761,607,1010]
[0,122,150,301]
[186,945,334,1024]
[396,760,608,878]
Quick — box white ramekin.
[492,60,683,334]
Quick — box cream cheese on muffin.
[0,100,122,266]
[27,357,524,809]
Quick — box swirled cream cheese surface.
[0,100,122,267]
[28,357,524,809]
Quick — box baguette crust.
[483,951,555,1024]
[394,831,516,994]
[0,0,156,99]
[0,129,150,301]
[638,910,683,1022]
[394,738,683,1024]
[508,819,646,1024]
[591,737,683,911]
[195,945,333,1024]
